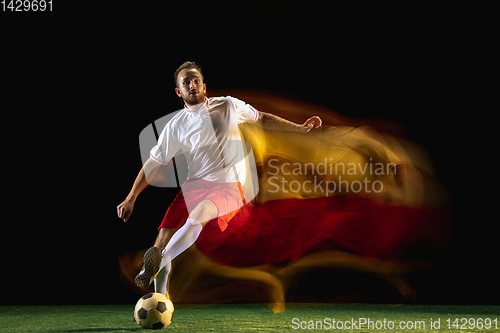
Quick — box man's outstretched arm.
[255,112,322,133]
[117,157,160,222]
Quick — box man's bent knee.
[188,200,218,226]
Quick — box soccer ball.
[134,293,174,330]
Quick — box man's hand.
[116,158,156,222]
[117,198,135,222]
[297,116,322,133]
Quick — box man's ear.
[175,87,182,97]
[203,83,207,94]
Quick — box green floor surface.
[1,303,498,332]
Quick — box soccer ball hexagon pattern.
[134,293,174,330]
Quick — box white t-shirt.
[150,96,259,184]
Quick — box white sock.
[154,261,171,296]
[158,218,203,272]
[155,219,203,295]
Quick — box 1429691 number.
[446,318,498,330]
[2,0,53,11]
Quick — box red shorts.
[159,179,246,232]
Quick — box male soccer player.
[117,61,322,296]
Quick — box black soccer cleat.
[135,247,162,289]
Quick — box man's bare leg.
[154,228,176,251]
[135,200,217,289]
[151,228,175,295]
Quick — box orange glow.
[119,88,450,307]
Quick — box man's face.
[175,68,206,107]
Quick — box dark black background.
[2,2,496,305]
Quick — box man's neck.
[185,97,207,110]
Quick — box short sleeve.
[149,122,180,165]
[229,96,259,124]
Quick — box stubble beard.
[183,91,205,106]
